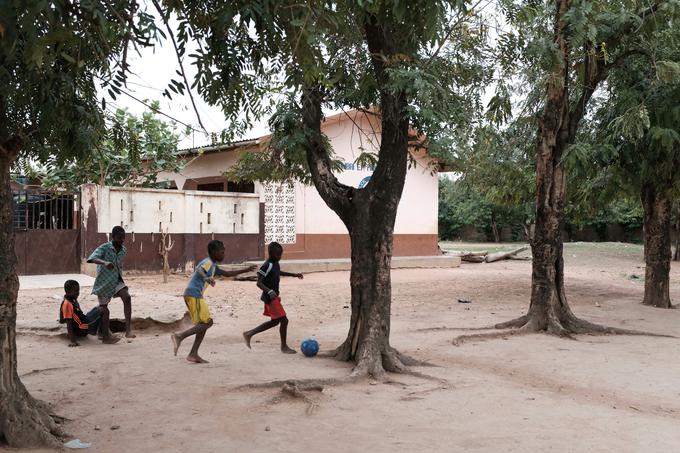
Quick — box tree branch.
[568,2,665,136]
[363,13,410,198]
[300,86,354,226]
[151,0,207,133]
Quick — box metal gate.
[12,190,80,275]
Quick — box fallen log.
[485,246,529,263]
[461,255,486,263]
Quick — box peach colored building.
[157,110,440,260]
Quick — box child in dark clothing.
[59,280,103,347]
[242,242,303,354]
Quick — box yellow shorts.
[184,296,212,324]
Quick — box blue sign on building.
[358,176,371,189]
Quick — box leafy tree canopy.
[159,1,492,184]
[14,102,190,191]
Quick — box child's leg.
[242,318,281,348]
[85,306,102,336]
[98,302,119,344]
[171,319,213,363]
[117,287,135,338]
[187,320,212,363]
[279,317,296,354]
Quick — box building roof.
[174,109,452,169]
[176,138,261,157]
[175,109,376,157]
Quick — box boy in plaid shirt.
[87,226,133,343]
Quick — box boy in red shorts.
[243,242,303,354]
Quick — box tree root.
[20,366,71,378]
[238,378,351,416]
[451,313,677,346]
[395,369,450,385]
[395,352,436,367]
[235,376,355,391]
[565,317,676,338]
[0,390,62,448]
[494,314,529,330]
[452,326,531,346]
[270,382,325,415]
[416,325,503,333]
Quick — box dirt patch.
[14,242,680,452]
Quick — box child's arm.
[87,245,114,269]
[281,271,304,279]
[217,265,257,278]
[197,265,216,287]
[257,274,278,301]
[66,321,79,347]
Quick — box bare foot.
[102,335,121,345]
[242,332,252,349]
[125,331,136,339]
[281,346,297,354]
[171,333,181,356]
[186,355,208,364]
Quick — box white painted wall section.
[296,112,439,235]
[96,186,260,234]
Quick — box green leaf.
[656,61,680,83]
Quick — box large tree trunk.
[298,15,414,376]
[496,0,576,333]
[641,184,673,308]
[496,0,611,335]
[491,1,665,337]
[330,191,409,376]
[0,144,60,447]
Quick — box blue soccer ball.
[301,338,319,357]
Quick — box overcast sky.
[110,1,502,151]
[104,9,271,150]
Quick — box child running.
[171,240,255,363]
[243,242,303,354]
[59,280,107,347]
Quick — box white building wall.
[294,113,439,237]
[154,112,439,242]
[157,148,248,189]
[96,186,260,234]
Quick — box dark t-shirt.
[258,259,280,302]
[59,298,89,337]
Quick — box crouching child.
[59,280,105,347]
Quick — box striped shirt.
[60,298,88,331]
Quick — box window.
[227,181,255,193]
[197,182,225,192]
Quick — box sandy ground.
[10,242,680,452]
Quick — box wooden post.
[158,228,174,283]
